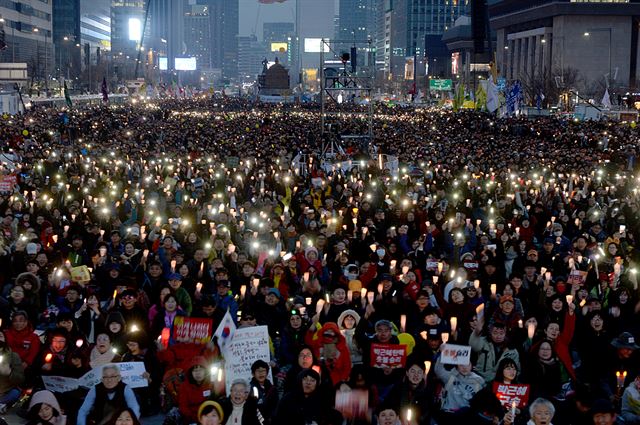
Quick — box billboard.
[304,38,330,53]
[404,57,415,80]
[128,18,142,42]
[174,57,197,71]
[159,57,168,71]
[271,42,288,53]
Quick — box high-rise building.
[81,0,111,72]
[111,0,145,56]
[490,0,640,94]
[184,1,212,69]
[53,0,81,79]
[209,0,238,80]
[263,22,294,65]
[0,1,54,82]
[385,0,467,79]
[149,0,185,72]
[338,0,376,42]
[52,0,110,85]
[237,34,267,83]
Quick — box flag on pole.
[486,79,499,113]
[602,88,611,109]
[64,81,73,109]
[101,77,109,102]
[213,310,236,355]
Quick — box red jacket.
[178,356,215,424]
[5,325,41,364]
[306,322,352,386]
[553,310,576,381]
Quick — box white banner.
[223,326,271,395]
[42,362,148,392]
[440,344,472,365]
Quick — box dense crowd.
[0,97,639,425]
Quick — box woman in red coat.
[306,322,352,386]
[178,356,214,425]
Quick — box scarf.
[90,347,117,368]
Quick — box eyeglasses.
[103,375,120,380]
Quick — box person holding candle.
[275,368,331,425]
[248,360,278,424]
[305,322,352,386]
[338,309,363,366]
[387,357,433,424]
[604,332,640,402]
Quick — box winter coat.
[469,331,520,382]
[434,356,485,412]
[27,390,67,425]
[306,322,352,386]
[5,324,41,364]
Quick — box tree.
[519,66,583,108]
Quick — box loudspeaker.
[471,0,487,54]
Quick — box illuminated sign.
[128,18,142,42]
[174,57,197,71]
[304,38,330,53]
[159,57,168,70]
[271,42,288,53]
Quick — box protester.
[0,98,638,424]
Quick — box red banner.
[370,343,407,369]
[492,382,530,408]
[0,174,16,193]
[174,317,212,344]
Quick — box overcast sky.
[239,0,338,41]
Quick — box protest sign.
[426,261,439,271]
[71,265,91,283]
[224,326,271,395]
[493,382,530,408]
[42,362,148,392]
[42,376,79,393]
[0,174,16,192]
[568,270,587,286]
[370,344,407,369]
[440,344,472,365]
[174,317,213,344]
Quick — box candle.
[473,280,480,289]
[617,370,628,388]
[240,285,247,299]
[390,260,397,273]
[540,267,547,276]
[76,339,83,348]
[143,249,149,258]
[441,332,449,344]
[305,297,312,305]
[377,283,383,294]
[217,368,223,382]
[475,304,485,322]
[367,291,375,304]
[160,327,170,349]
[347,290,353,302]
[112,289,118,300]
[432,276,439,284]
[518,319,523,328]
[45,353,53,363]
[511,401,517,417]
[545,271,552,281]
[303,272,310,282]
[253,278,260,288]
[437,262,443,274]
[360,288,367,299]
[369,244,377,252]
[253,386,259,398]
[406,408,412,422]
[315,299,325,314]
[424,360,431,377]
[566,295,574,305]
[420,331,428,340]
[196,282,203,293]
[490,284,497,296]
[170,260,176,272]
[400,315,407,333]
[527,322,536,339]
[450,317,457,333]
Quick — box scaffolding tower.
[319,38,375,158]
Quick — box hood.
[318,322,347,345]
[187,355,208,372]
[15,272,41,293]
[337,309,361,330]
[105,311,126,328]
[29,390,62,413]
